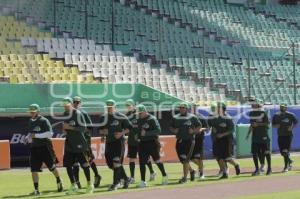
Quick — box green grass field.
[0,155,299,199]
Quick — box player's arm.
[288,114,298,131]
[272,115,280,128]
[83,111,93,132]
[217,118,234,138]
[190,116,201,134]
[114,116,132,139]
[199,117,208,133]
[255,112,269,127]
[142,118,161,137]
[246,114,254,139]
[33,119,53,139]
[169,117,179,134]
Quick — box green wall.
[0,83,183,114]
[236,124,272,157]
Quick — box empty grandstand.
[0,0,299,105]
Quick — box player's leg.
[218,159,228,179]
[86,147,101,188]
[138,143,149,188]
[105,143,119,191]
[213,141,222,176]
[251,143,260,176]
[176,140,188,183]
[64,152,79,195]
[42,146,63,192]
[151,140,167,185]
[78,152,94,194]
[192,137,204,179]
[287,135,293,170]
[258,147,265,172]
[146,158,156,181]
[72,162,81,188]
[263,143,272,175]
[118,140,130,189]
[29,147,42,195]
[128,145,137,183]
[226,139,240,175]
[216,140,228,179]
[278,136,286,171]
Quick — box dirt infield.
[89,174,300,199]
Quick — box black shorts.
[193,136,204,159]
[278,136,293,155]
[176,139,198,163]
[105,139,125,169]
[63,151,90,168]
[139,139,161,164]
[251,142,271,155]
[30,146,57,172]
[127,145,139,159]
[212,141,219,159]
[214,137,233,160]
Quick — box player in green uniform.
[99,99,131,191]
[207,102,223,176]
[272,103,298,172]
[136,105,168,188]
[192,104,208,180]
[72,96,101,188]
[247,100,272,176]
[170,102,203,183]
[26,104,63,196]
[208,102,240,179]
[62,97,94,194]
[125,99,156,184]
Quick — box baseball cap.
[106,99,116,107]
[28,104,40,112]
[280,103,287,108]
[125,99,135,106]
[63,97,73,106]
[136,104,147,113]
[178,102,189,108]
[73,96,82,102]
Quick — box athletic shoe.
[86,184,94,194]
[199,174,205,180]
[282,167,289,173]
[66,184,79,195]
[219,173,228,179]
[108,184,118,191]
[162,176,168,185]
[57,181,64,192]
[178,177,188,184]
[266,169,272,176]
[251,170,260,176]
[123,178,131,189]
[217,170,223,177]
[190,170,196,181]
[260,164,265,173]
[129,177,135,184]
[30,190,40,196]
[149,172,157,181]
[235,164,241,176]
[76,181,82,189]
[138,181,147,188]
[94,175,102,188]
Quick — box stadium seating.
[19,36,226,103]
[0,0,299,105]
